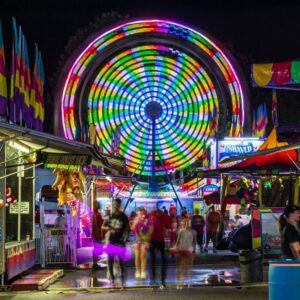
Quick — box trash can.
[269,260,300,300]
[238,249,263,283]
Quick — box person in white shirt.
[233,215,244,230]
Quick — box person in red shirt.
[149,209,169,289]
[191,209,205,253]
[92,203,104,270]
[204,206,221,253]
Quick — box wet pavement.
[47,247,247,290]
[49,263,241,290]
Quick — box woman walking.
[175,218,196,289]
[131,207,153,280]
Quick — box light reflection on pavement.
[49,265,241,290]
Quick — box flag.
[228,115,239,137]
[36,50,44,131]
[22,34,31,127]
[0,19,7,116]
[30,43,39,129]
[256,103,268,138]
[9,18,22,123]
[256,104,263,137]
[264,102,268,127]
[20,32,27,124]
[202,146,209,170]
[15,25,22,122]
[9,18,17,122]
[252,110,257,137]
[228,123,233,137]
[272,89,279,127]
[263,102,268,138]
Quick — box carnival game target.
[61,20,245,177]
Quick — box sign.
[40,152,92,169]
[260,211,282,258]
[132,190,177,199]
[217,139,264,167]
[9,202,30,214]
[201,184,219,196]
[49,229,67,236]
[251,207,284,259]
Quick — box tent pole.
[258,179,263,207]
[294,176,299,206]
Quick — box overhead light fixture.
[105,176,112,182]
[8,141,31,153]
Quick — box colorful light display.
[61,20,244,177]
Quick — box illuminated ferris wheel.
[61,20,245,181]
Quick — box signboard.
[252,207,284,259]
[9,202,30,214]
[217,138,264,167]
[261,211,282,258]
[201,184,219,196]
[132,191,177,199]
[40,152,92,169]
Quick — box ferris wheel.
[61,20,245,181]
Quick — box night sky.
[2,0,300,129]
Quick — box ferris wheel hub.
[145,101,163,119]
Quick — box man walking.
[102,198,129,288]
[92,203,103,270]
[204,206,220,253]
[191,209,205,253]
[149,208,169,289]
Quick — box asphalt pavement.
[0,285,268,300]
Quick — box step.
[11,269,64,291]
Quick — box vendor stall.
[0,122,124,283]
[198,128,300,258]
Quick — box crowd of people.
[91,198,224,289]
[89,198,300,290]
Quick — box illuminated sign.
[132,191,178,199]
[224,144,254,155]
[217,139,264,166]
[202,184,219,196]
[40,153,92,169]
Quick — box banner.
[252,60,300,87]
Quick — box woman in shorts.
[131,207,153,280]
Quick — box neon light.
[61,19,244,176]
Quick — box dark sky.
[2,0,300,97]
